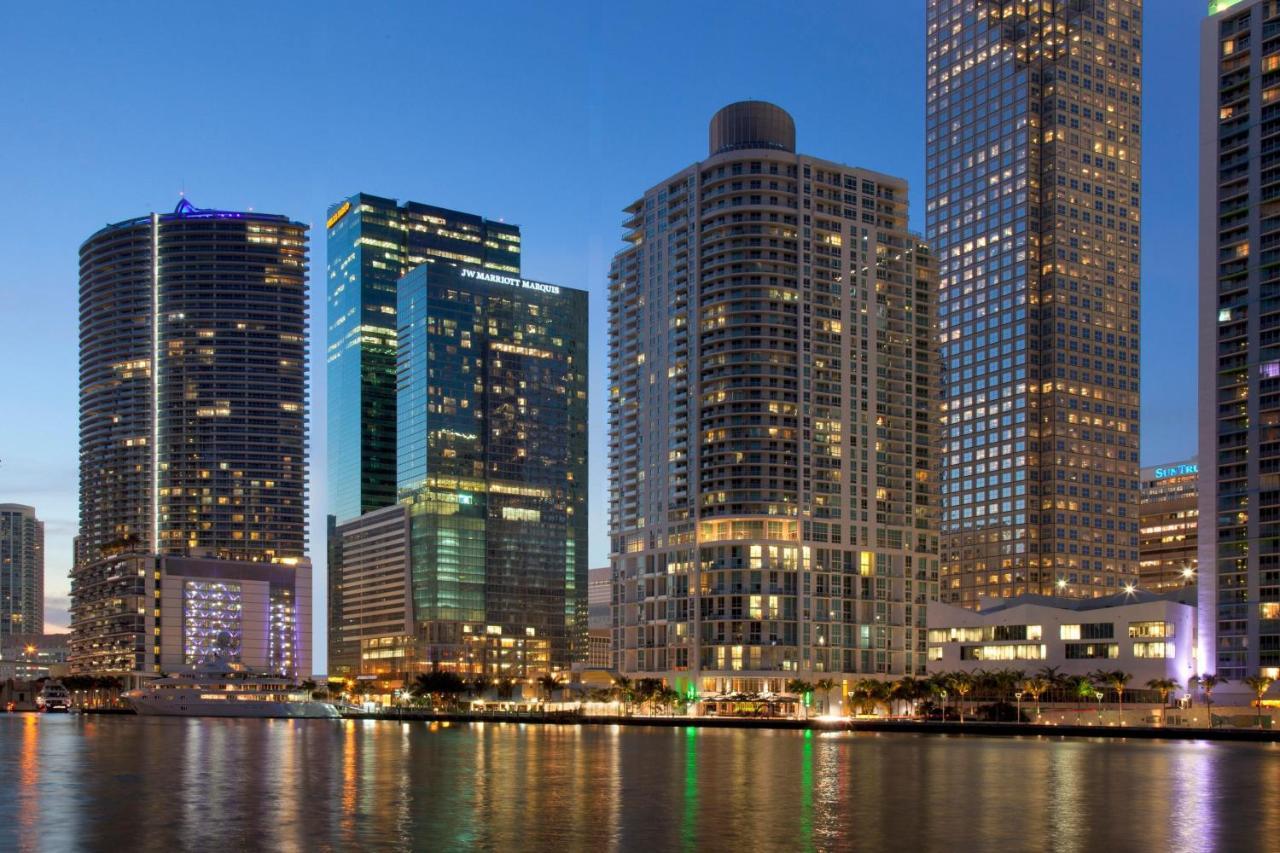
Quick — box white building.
[70,554,311,684]
[927,590,1196,686]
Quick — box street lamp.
[1015,690,1024,724]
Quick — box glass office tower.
[397,264,588,669]
[926,1,1143,607]
[325,194,521,524]
[610,102,938,696]
[1199,0,1280,682]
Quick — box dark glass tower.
[926,1,1143,607]
[325,194,520,524]
[77,199,309,564]
[397,264,588,668]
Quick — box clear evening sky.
[0,2,1202,658]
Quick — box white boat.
[37,681,71,712]
[123,659,339,719]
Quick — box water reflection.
[3,718,1280,851]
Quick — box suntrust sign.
[460,267,561,295]
[1153,464,1198,480]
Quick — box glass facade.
[325,194,521,524]
[926,0,1143,607]
[396,264,588,668]
[182,580,244,664]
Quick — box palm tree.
[537,673,563,701]
[634,678,663,714]
[654,686,682,716]
[813,678,838,716]
[1146,678,1178,708]
[891,677,924,717]
[1020,677,1050,718]
[1100,671,1133,722]
[786,678,814,716]
[612,676,636,713]
[1190,674,1227,727]
[1244,675,1274,728]
[947,672,974,723]
[412,670,466,708]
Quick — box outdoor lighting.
[1055,579,1067,590]
[1182,567,1195,579]
[1123,584,1136,595]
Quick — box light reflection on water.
[1,716,1278,852]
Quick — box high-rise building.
[71,199,312,681]
[325,194,521,524]
[0,505,43,637]
[1139,461,1198,592]
[1199,0,1280,682]
[396,263,588,671]
[609,102,937,696]
[926,0,1144,607]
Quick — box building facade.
[609,102,938,696]
[396,263,588,671]
[0,504,43,637]
[1139,460,1198,592]
[927,590,1195,688]
[926,0,1144,606]
[588,566,611,630]
[72,199,311,681]
[328,504,412,680]
[0,633,67,681]
[326,194,521,524]
[1200,0,1280,683]
[70,554,310,679]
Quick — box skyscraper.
[71,199,312,680]
[926,0,1143,607]
[325,194,521,524]
[0,504,43,637]
[610,102,937,697]
[396,264,588,671]
[1199,0,1280,682]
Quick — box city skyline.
[0,3,1205,663]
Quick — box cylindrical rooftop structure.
[708,101,796,155]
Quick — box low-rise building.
[0,633,68,680]
[927,590,1196,686]
[69,554,311,685]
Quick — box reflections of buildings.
[17,715,39,850]
[5,719,1280,849]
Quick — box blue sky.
[0,1,1203,656]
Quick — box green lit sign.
[1209,0,1249,15]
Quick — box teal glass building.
[397,264,588,668]
[325,194,521,524]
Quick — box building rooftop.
[975,587,1197,615]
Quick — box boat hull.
[125,695,340,719]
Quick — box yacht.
[37,681,71,712]
[123,658,339,719]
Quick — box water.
[2,715,1278,852]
